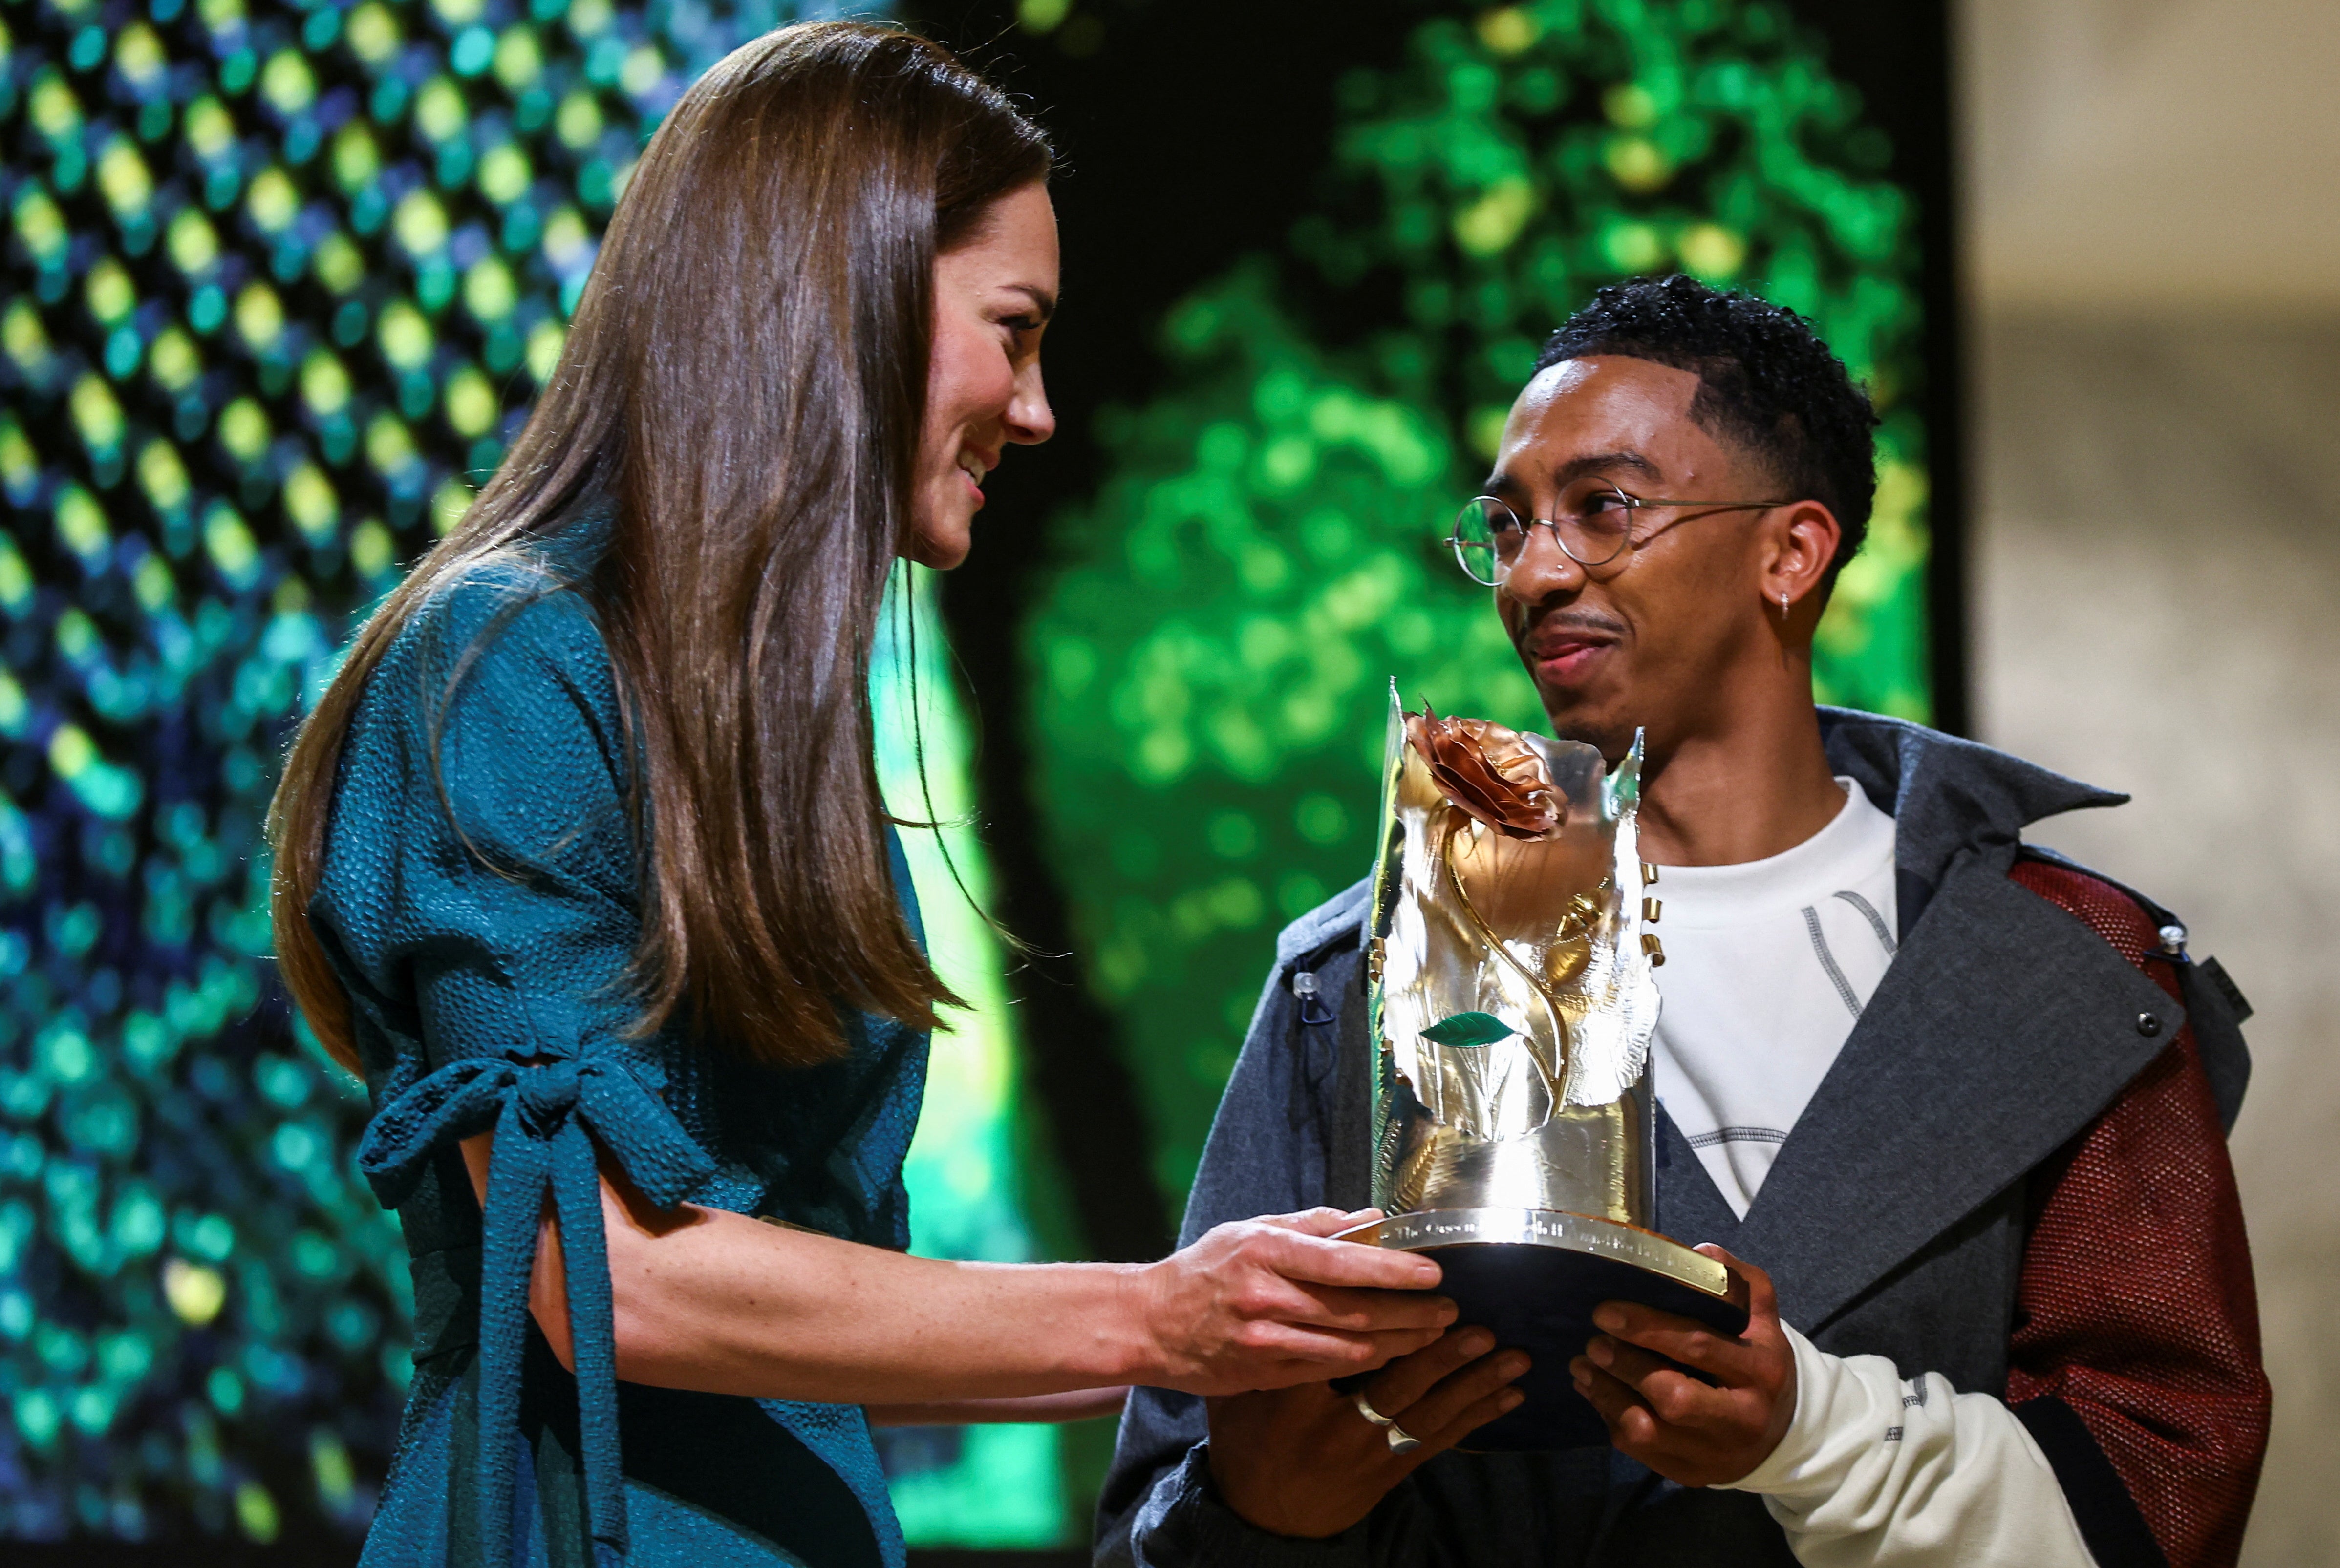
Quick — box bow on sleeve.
[358,1049,718,1562]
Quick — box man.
[1097,275,2268,1567]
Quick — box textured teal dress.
[312,531,925,1568]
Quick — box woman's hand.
[1205,1328,1529,1538]
[1569,1245,1797,1487]
[1133,1208,1455,1396]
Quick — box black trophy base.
[1337,1208,1750,1452]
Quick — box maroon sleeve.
[2004,860,2271,1568]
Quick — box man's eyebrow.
[1483,448,1661,498]
[1551,449,1660,486]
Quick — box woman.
[265,21,1449,1568]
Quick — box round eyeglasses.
[1446,481,1793,587]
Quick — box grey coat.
[1095,710,2251,1568]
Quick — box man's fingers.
[1414,1381,1529,1460]
[1397,1346,1531,1438]
[1585,1335,1731,1427]
[1589,1301,1758,1382]
[1364,1328,1498,1414]
[1569,1356,1655,1445]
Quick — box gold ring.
[1352,1388,1398,1429]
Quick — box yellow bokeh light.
[443,367,498,437]
[167,208,219,275]
[1677,222,1747,281]
[392,189,449,257]
[478,144,531,205]
[377,300,433,371]
[217,398,271,463]
[245,167,298,233]
[331,122,380,194]
[85,259,135,325]
[1476,7,1540,56]
[414,76,467,145]
[259,49,315,115]
[555,90,601,150]
[345,2,400,63]
[463,257,517,322]
[300,351,351,417]
[149,328,200,390]
[1603,135,1673,193]
[495,26,543,91]
[234,283,284,353]
[1452,177,1535,256]
[283,463,339,543]
[184,96,235,160]
[313,232,365,295]
[365,413,418,475]
[115,23,167,86]
[96,137,154,216]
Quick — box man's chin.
[1537,696,1637,762]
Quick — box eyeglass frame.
[1445,481,1798,586]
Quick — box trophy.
[1337,687,1747,1450]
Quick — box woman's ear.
[1763,499,1842,619]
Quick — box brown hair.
[267,22,1053,1073]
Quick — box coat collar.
[1816,707,2126,929]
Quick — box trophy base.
[1336,1208,1750,1452]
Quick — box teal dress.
[313,533,925,1568]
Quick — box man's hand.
[1569,1245,1796,1487]
[1205,1328,1528,1539]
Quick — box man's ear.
[1762,500,1842,619]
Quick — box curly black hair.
[1532,275,1880,586]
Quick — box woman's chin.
[902,512,974,570]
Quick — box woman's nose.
[1008,363,1054,445]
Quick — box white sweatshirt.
[1649,783,2098,1568]
[1651,780,1899,1219]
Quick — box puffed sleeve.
[2003,860,2270,1568]
[313,559,716,1563]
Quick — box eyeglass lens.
[1449,482,1636,584]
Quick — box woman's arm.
[462,1134,1451,1404]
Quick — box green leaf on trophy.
[1420,1012,1517,1048]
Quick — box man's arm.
[1576,1250,2102,1568]
[2002,860,2270,1568]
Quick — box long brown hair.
[267,22,1053,1073]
